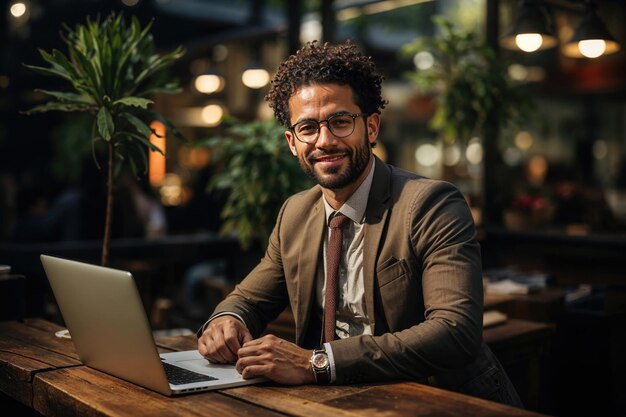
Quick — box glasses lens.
[328,115,355,138]
[294,121,319,143]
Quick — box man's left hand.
[236,334,315,385]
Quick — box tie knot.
[329,213,350,230]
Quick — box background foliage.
[402,16,532,144]
[200,118,312,250]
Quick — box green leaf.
[128,139,149,174]
[135,84,182,97]
[113,17,153,94]
[132,46,185,89]
[97,106,114,141]
[22,102,91,114]
[67,42,102,98]
[112,138,149,176]
[120,112,152,138]
[22,63,74,83]
[141,110,187,142]
[119,131,164,155]
[34,89,95,105]
[38,49,76,80]
[113,97,153,108]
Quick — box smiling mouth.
[311,153,347,164]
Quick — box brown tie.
[323,213,350,343]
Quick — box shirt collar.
[323,158,376,225]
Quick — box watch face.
[312,353,329,369]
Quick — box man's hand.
[236,334,316,385]
[197,315,253,363]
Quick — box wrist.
[309,347,331,384]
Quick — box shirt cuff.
[196,312,247,338]
[324,342,336,383]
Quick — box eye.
[330,115,352,128]
[296,121,318,135]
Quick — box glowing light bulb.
[201,104,224,126]
[415,144,440,167]
[10,2,26,18]
[466,142,484,165]
[241,68,270,89]
[514,131,534,150]
[515,34,543,52]
[194,74,224,94]
[413,51,434,70]
[578,39,606,58]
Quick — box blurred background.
[2,0,625,242]
[1,1,625,416]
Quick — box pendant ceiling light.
[562,2,620,58]
[501,0,558,53]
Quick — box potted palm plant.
[24,13,184,266]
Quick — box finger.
[241,336,265,348]
[241,330,253,344]
[199,332,232,364]
[222,325,244,358]
[237,341,266,359]
[236,350,267,372]
[241,334,278,348]
[241,364,270,380]
[201,341,226,363]
[197,337,207,356]
[235,357,248,374]
[212,330,239,363]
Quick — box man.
[198,41,522,406]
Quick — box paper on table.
[485,278,539,295]
[483,310,508,328]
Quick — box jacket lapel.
[362,157,392,334]
[295,196,325,345]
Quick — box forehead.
[288,83,358,117]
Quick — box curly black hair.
[265,41,387,128]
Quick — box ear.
[285,130,298,156]
[366,113,380,145]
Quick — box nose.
[316,122,339,147]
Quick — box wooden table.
[0,319,551,417]
[484,289,566,323]
[266,308,553,411]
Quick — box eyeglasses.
[289,113,368,144]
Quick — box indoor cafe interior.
[0,1,625,416]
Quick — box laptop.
[40,254,265,396]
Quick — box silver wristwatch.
[310,348,331,384]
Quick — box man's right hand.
[197,315,253,363]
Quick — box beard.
[297,132,371,190]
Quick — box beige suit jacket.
[212,157,520,404]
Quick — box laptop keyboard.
[162,362,218,385]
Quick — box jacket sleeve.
[330,181,484,384]
[208,200,290,338]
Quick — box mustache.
[307,148,351,163]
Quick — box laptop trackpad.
[160,350,247,380]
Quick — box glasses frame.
[289,113,369,144]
